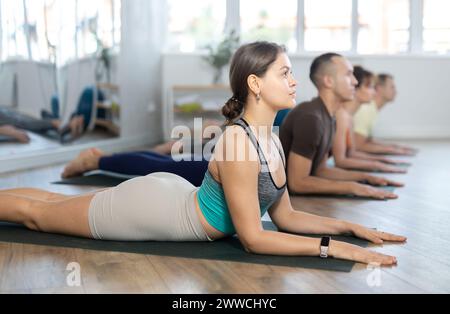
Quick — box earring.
[256,93,261,102]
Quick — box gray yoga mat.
[293,186,397,201]
[53,170,136,187]
[0,221,368,272]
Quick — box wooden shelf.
[96,102,120,110]
[95,119,120,136]
[174,108,221,114]
[97,83,119,92]
[173,84,230,92]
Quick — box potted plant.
[203,30,240,85]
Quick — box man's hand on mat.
[329,241,398,266]
[363,175,404,187]
[378,157,412,166]
[350,224,407,245]
[351,183,398,200]
[389,146,417,156]
[394,144,419,155]
[374,162,408,174]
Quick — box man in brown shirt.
[280,53,403,200]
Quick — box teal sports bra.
[197,118,287,235]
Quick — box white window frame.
[168,0,441,56]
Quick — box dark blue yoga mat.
[53,170,136,187]
[0,221,368,272]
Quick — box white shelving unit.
[164,84,231,140]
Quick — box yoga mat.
[53,170,137,187]
[0,135,18,143]
[0,221,368,272]
[293,186,397,201]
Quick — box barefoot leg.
[0,192,95,238]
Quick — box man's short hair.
[376,73,394,88]
[309,52,343,87]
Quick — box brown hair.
[222,41,286,125]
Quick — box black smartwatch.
[320,236,331,259]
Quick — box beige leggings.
[88,172,212,242]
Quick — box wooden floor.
[0,140,449,294]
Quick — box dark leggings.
[0,107,55,133]
[99,151,209,187]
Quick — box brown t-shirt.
[280,97,336,175]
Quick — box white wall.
[162,53,450,139]
[0,63,16,107]
[363,56,450,139]
[0,60,55,116]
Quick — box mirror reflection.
[0,0,121,158]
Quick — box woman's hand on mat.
[363,175,404,188]
[329,241,398,266]
[350,183,398,200]
[350,224,407,245]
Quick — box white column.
[119,0,166,141]
[297,0,305,52]
[22,0,32,60]
[351,0,359,54]
[225,0,240,36]
[410,0,424,53]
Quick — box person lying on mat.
[280,53,404,200]
[332,66,408,173]
[61,119,223,187]
[0,106,85,143]
[0,42,406,266]
[353,74,417,156]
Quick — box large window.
[304,0,352,51]
[423,0,450,54]
[167,0,226,53]
[358,0,410,54]
[0,0,121,64]
[240,0,297,52]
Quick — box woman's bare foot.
[62,148,105,178]
[0,125,30,143]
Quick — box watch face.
[321,237,330,246]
